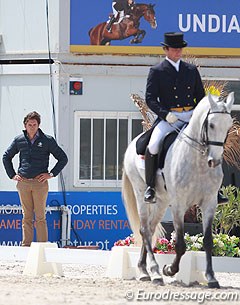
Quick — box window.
[74,112,143,187]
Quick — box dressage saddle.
[136,128,177,169]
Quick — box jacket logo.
[37,142,43,147]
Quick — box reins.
[171,110,232,156]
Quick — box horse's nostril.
[208,159,216,168]
[208,159,221,168]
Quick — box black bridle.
[200,110,231,149]
[176,109,232,155]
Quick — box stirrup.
[144,186,156,204]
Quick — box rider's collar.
[166,57,181,72]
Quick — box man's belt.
[170,106,193,112]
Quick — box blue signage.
[0,191,132,250]
[70,0,240,53]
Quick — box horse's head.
[144,4,157,29]
[133,4,157,29]
[201,92,234,168]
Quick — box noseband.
[200,110,231,154]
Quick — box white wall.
[0,0,68,55]
[0,0,239,192]
[0,0,69,191]
[0,64,61,191]
[56,63,151,191]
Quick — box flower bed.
[114,232,240,257]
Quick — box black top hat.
[161,32,187,48]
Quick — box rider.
[144,32,228,205]
[106,0,134,33]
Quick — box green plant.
[213,185,240,234]
[185,232,240,257]
[115,231,240,257]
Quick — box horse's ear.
[208,93,217,110]
[225,92,234,112]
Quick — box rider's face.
[164,47,183,62]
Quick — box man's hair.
[23,111,41,125]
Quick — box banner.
[70,0,240,55]
[0,191,131,250]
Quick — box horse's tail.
[88,27,93,37]
[122,168,142,246]
[122,168,165,248]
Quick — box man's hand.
[37,173,53,183]
[12,174,23,181]
[166,112,178,124]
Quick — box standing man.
[144,32,227,205]
[2,111,68,246]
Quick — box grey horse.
[122,92,234,288]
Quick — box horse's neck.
[184,101,208,140]
[183,119,201,140]
[175,107,206,159]
[132,6,144,19]
[129,14,141,23]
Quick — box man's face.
[25,119,39,136]
[164,47,183,62]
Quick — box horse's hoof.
[130,39,139,44]
[139,274,151,281]
[163,264,175,277]
[152,278,164,286]
[208,281,220,289]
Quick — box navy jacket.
[2,129,68,179]
[145,59,205,120]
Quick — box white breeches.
[148,110,194,155]
[112,2,125,22]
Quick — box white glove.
[166,112,178,124]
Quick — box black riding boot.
[106,15,116,33]
[217,191,228,205]
[144,148,158,203]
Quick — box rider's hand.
[166,112,178,124]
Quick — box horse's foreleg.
[137,30,146,43]
[202,213,220,288]
[140,225,164,285]
[163,221,186,276]
[138,245,151,281]
[130,30,146,44]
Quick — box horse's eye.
[209,123,214,129]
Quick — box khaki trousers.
[17,180,49,246]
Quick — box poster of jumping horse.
[70,0,240,55]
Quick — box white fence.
[0,244,240,286]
